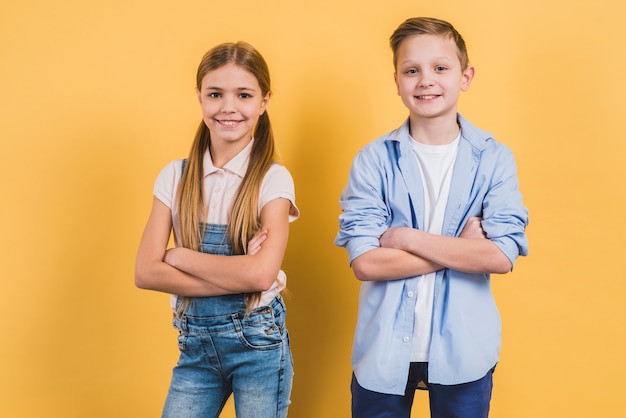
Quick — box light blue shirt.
[335,114,529,394]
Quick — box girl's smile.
[214,118,244,128]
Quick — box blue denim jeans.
[162,224,293,418]
[351,363,495,418]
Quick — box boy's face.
[394,34,474,123]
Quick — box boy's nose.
[419,77,435,88]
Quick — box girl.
[135,42,299,418]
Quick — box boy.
[334,17,529,418]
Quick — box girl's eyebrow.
[204,86,256,91]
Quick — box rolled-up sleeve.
[335,147,390,264]
[481,145,529,267]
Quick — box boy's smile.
[394,34,474,128]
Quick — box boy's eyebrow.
[400,55,455,64]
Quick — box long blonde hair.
[177,42,276,314]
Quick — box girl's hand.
[163,247,182,267]
[247,228,268,255]
[460,217,486,239]
[162,228,268,269]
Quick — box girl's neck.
[209,138,252,168]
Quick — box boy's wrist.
[407,228,424,254]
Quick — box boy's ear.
[394,72,400,95]
[461,66,475,91]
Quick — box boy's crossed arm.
[351,217,511,282]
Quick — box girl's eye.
[208,92,221,98]
[239,93,251,99]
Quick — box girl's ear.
[196,88,202,103]
[260,91,271,115]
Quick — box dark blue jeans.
[351,362,495,418]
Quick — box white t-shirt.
[153,139,299,309]
[409,134,460,361]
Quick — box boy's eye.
[435,66,447,71]
[406,68,418,74]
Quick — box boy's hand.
[460,217,486,239]
[380,218,486,251]
[247,228,268,255]
[379,227,413,250]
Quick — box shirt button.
[403,336,410,343]
[407,291,414,298]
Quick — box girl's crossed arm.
[161,197,291,293]
[135,197,233,296]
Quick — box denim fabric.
[351,363,495,418]
[162,224,293,418]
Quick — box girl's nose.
[220,96,236,113]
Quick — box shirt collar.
[387,114,494,151]
[202,139,254,178]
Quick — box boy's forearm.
[419,232,511,273]
[351,247,442,281]
[382,227,512,274]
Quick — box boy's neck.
[409,115,460,145]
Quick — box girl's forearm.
[135,259,232,297]
[164,247,281,293]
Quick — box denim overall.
[162,224,293,418]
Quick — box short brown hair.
[389,17,469,70]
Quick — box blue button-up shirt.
[335,114,529,394]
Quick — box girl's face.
[394,34,474,123]
[197,63,270,151]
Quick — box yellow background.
[2,0,625,417]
